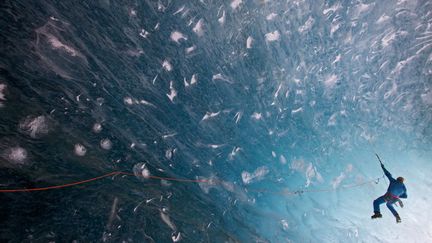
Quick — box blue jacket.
[382,164,407,198]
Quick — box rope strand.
[0,171,385,195]
[248,176,384,196]
[0,172,120,193]
[0,171,211,193]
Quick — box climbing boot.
[395,214,401,223]
[371,212,382,219]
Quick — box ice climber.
[371,159,407,223]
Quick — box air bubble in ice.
[19,115,50,138]
[2,146,28,165]
[100,138,112,150]
[74,144,87,156]
[93,123,102,133]
[133,163,151,179]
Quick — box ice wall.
[0,0,431,242]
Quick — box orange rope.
[0,171,210,193]
[0,171,383,195]
[248,176,384,196]
[116,172,211,183]
[0,172,119,193]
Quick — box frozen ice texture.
[0,0,431,242]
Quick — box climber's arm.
[381,163,395,181]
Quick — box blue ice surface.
[0,0,431,242]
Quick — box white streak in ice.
[170,31,187,44]
[167,81,177,102]
[231,0,242,10]
[162,60,173,72]
[193,19,205,36]
[0,83,6,107]
[265,31,280,42]
[246,36,254,49]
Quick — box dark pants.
[373,195,398,216]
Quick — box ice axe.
[375,153,383,165]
